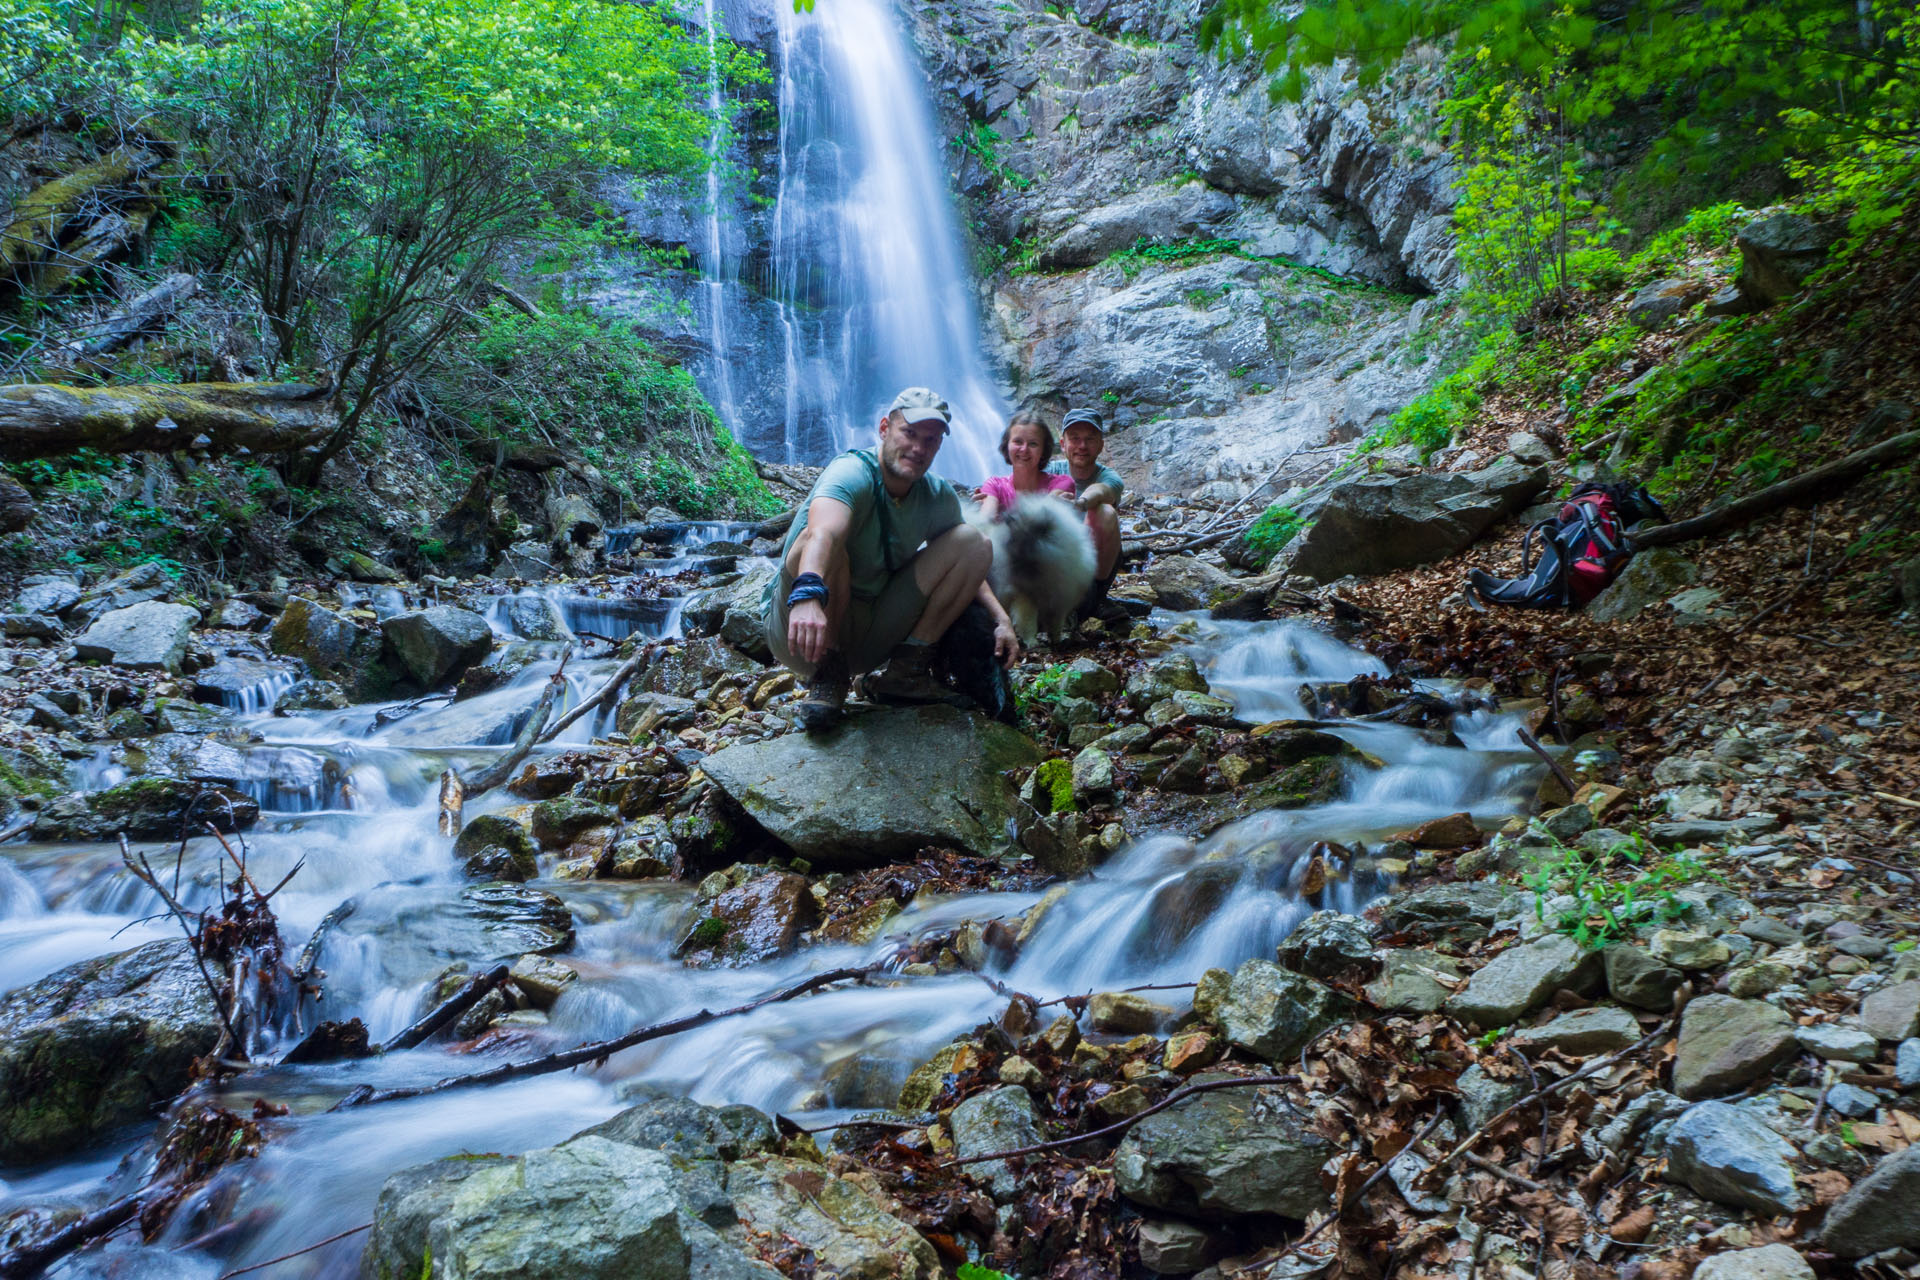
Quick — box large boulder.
[14,577,80,616]
[193,656,292,709]
[452,813,538,882]
[681,562,779,662]
[1115,1073,1333,1220]
[1285,459,1548,582]
[66,561,170,628]
[1034,182,1237,271]
[700,705,1040,863]
[72,600,200,672]
[1584,549,1699,623]
[636,636,763,699]
[33,777,258,840]
[270,596,386,696]
[1821,1143,1920,1257]
[725,1155,940,1280]
[1663,1101,1801,1215]
[0,939,225,1163]
[1216,958,1356,1062]
[363,1137,690,1280]
[949,1085,1043,1202]
[1736,212,1840,306]
[1140,556,1237,611]
[381,606,495,688]
[1673,995,1797,1099]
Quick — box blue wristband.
[786,572,828,608]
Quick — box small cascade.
[767,0,1005,480]
[206,666,299,715]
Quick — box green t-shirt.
[770,450,963,603]
[1047,458,1125,503]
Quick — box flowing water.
[765,0,1006,481]
[0,550,1542,1276]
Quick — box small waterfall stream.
[0,537,1543,1276]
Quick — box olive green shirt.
[767,450,963,604]
[1047,458,1126,503]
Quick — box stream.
[0,537,1542,1278]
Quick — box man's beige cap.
[888,387,952,430]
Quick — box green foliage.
[1015,663,1073,718]
[959,123,1032,190]
[1358,331,1512,458]
[1523,833,1713,950]
[689,916,728,947]
[1106,236,1242,279]
[957,1266,1012,1280]
[1239,504,1305,569]
[1032,758,1077,813]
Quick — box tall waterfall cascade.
[700,0,1006,483]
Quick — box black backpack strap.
[849,449,898,574]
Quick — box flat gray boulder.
[681,562,778,662]
[0,939,224,1163]
[950,1085,1042,1201]
[1217,958,1356,1061]
[381,606,494,688]
[1445,933,1602,1028]
[1115,1073,1333,1220]
[1663,1101,1801,1214]
[725,1154,940,1280]
[1737,212,1839,306]
[700,705,1040,863]
[73,600,200,672]
[1673,995,1797,1099]
[1286,458,1548,583]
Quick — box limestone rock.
[1446,934,1602,1028]
[1736,212,1839,306]
[725,1155,939,1279]
[1115,1074,1332,1220]
[1626,277,1707,330]
[14,577,79,616]
[530,797,617,849]
[453,814,538,882]
[1693,1245,1814,1280]
[950,1085,1043,1201]
[1142,555,1236,611]
[72,600,200,672]
[270,596,385,695]
[1275,910,1376,980]
[1860,981,1920,1042]
[1821,1143,1920,1257]
[1364,949,1463,1014]
[381,606,494,688]
[1794,1024,1878,1063]
[1456,1064,1527,1132]
[0,940,224,1163]
[1585,549,1699,624]
[1286,459,1548,583]
[639,636,761,699]
[1664,1101,1802,1214]
[679,872,814,968]
[1088,991,1173,1034]
[701,705,1040,863]
[581,1094,777,1164]
[1377,882,1511,940]
[1510,1006,1641,1056]
[1136,1218,1222,1274]
[681,562,778,662]
[1217,958,1356,1062]
[34,777,258,840]
[1674,995,1798,1099]
[1604,945,1683,1012]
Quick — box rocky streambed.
[1,526,1917,1280]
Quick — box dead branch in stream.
[377,964,510,1053]
[538,651,645,743]
[0,1190,144,1280]
[1516,725,1577,798]
[449,648,570,800]
[944,1073,1299,1166]
[331,963,884,1109]
[118,834,243,1051]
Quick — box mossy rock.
[529,797,618,849]
[452,813,537,880]
[34,777,258,841]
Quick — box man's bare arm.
[1074,482,1120,510]
[786,496,852,665]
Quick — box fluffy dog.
[973,493,1097,644]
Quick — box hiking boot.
[859,642,956,705]
[1072,574,1132,629]
[793,651,850,732]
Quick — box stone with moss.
[269,596,389,699]
[452,814,538,881]
[34,777,258,841]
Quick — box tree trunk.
[62,272,199,360]
[0,380,339,462]
[0,144,169,296]
[1629,428,1920,548]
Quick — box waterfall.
[699,0,742,431]
[768,0,1005,483]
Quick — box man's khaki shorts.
[765,564,927,678]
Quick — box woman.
[976,409,1075,520]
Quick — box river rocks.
[1663,1101,1802,1214]
[1456,1064,1528,1132]
[14,576,80,616]
[1821,1143,1920,1257]
[1626,277,1708,330]
[1377,882,1511,941]
[68,561,171,627]
[453,883,574,958]
[1794,1023,1878,1063]
[72,600,200,672]
[723,1155,938,1279]
[453,813,538,882]
[1509,1005,1640,1056]
[638,636,762,699]
[529,796,617,849]
[504,594,567,642]
[1136,1218,1223,1274]
[681,562,778,662]
[1275,910,1375,979]
[701,705,1039,863]
[34,777,258,840]
[192,656,287,708]
[1581,549,1699,623]
[1216,958,1356,1062]
[1860,980,1920,1041]
[381,606,494,688]
[1604,945,1684,1012]
[679,872,813,968]
[1674,996,1798,1099]
[1141,556,1236,611]
[1088,991,1173,1034]
[950,1085,1043,1201]
[1058,657,1119,699]
[583,1094,779,1165]
[1446,934,1602,1028]
[1125,653,1208,703]
[276,678,349,712]
[1694,1245,1815,1280]
[1736,212,1840,306]
[1284,459,1547,583]
[270,596,385,695]
[1365,949,1464,1014]
[365,1137,690,1280]
[1115,1074,1332,1220]
[0,939,225,1164]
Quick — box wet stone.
[951,1085,1042,1202]
[1364,949,1463,1014]
[1664,1100,1802,1214]
[1089,991,1174,1034]
[1446,934,1603,1028]
[1217,958,1356,1063]
[1674,995,1797,1099]
[1822,1142,1920,1257]
[1274,910,1375,980]
[1115,1074,1332,1221]
[1510,1005,1641,1056]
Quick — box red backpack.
[1469,482,1667,609]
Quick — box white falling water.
[699,0,742,430]
[769,0,1005,483]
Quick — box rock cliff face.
[605,0,1459,492]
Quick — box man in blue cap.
[764,387,1021,731]
[1047,407,1127,621]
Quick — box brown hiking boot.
[859,643,957,705]
[793,651,850,732]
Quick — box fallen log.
[0,143,168,292]
[378,964,511,1053]
[62,272,199,359]
[454,651,570,796]
[0,380,339,462]
[537,652,645,743]
[332,963,881,1109]
[1630,428,1919,548]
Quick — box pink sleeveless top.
[979,472,1074,511]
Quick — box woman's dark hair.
[998,409,1055,466]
